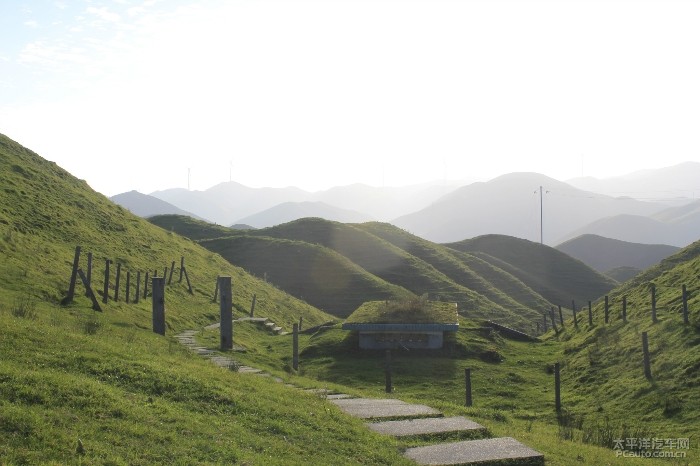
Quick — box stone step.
[330,398,441,420]
[367,416,485,438]
[404,437,544,465]
[238,366,263,374]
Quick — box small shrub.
[11,297,38,319]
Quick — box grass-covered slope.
[200,234,414,317]
[542,238,700,454]
[149,214,236,241]
[0,133,415,464]
[194,218,550,332]
[445,234,618,308]
[357,222,551,312]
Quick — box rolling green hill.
[445,234,618,308]
[166,217,556,332]
[0,133,411,464]
[199,234,414,317]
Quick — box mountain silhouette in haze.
[392,173,662,244]
[555,234,680,274]
[111,190,202,219]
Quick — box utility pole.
[539,186,544,244]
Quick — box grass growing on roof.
[345,297,459,325]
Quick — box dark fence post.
[250,294,256,317]
[554,362,561,413]
[114,263,121,302]
[293,323,299,371]
[125,271,131,304]
[385,349,392,393]
[682,285,689,324]
[179,256,185,283]
[219,276,233,350]
[103,259,111,304]
[604,295,609,323]
[85,251,93,297]
[213,276,219,303]
[66,245,81,303]
[182,266,193,294]
[642,332,652,380]
[299,316,303,332]
[78,269,102,312]
[572,300,578,329]
[143,271,149,299]
[651,285,657,323]
[588,300,593,326]
[558,305,564,327]
[465,367,473,407]
[543,313,548,332]
[622,296,627,323]
[549,308,558,334]
[152,277,165,335]
[135,271,141,304]
[168,261,175,284]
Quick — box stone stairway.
[175,327,544,465]
[329,397,544,465]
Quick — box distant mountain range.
[555,234,680,275]
[111,190,201,219]
[112,162,700,248]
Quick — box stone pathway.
[175,325,544,465]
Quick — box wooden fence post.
[642,332,652,380]
[250,294,257,317]
[604,295,609,323]
[682,285,689,324]
[549,308,558,333]
[152,277,165,335]
[114,263,121,302]
[554,362,561,413]
[135,271,141,304]
[125,271,131,304]
[85,251,93,297]
[168,261,175,284]
[213,276,220,303]
[465,368,473,407]
[103,259,111,304]
[293,323,299,371]
[143,271,149,299]
[66,245,81,303]
[588,300,593,326]
[651,285,657,323]
[572,300,578,329]
[543,313,548,332]
[182,266,193,294]
[78,269,102,312]
[299,316,303,332]
[179,256,185,283]
[558,305,564,327]
[219,276,233,350]
[622,296,627,323]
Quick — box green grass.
[345,298,459,324]
[0,303,410,465]
[3,132,699,465]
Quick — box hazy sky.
[1,0,699,196]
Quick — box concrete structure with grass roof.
[342,299,459,350]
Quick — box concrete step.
[367,416,485,438]
[404,437,544,465]
[330,398,441,420]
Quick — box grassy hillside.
[175,218,553,332]
[150,214,236,241]
[0,133,411,464]
[357,222,551,312]
[200,234,414,317]
[446,234,618,309]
